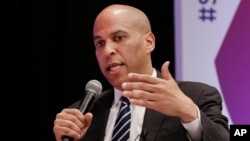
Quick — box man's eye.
[114,35,123,41]
[96,40,105,47]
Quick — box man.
[53,4,229,141]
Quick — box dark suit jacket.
[70,71,229,141]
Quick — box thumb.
[161,61,173,80]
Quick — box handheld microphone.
[78,79,102,114]
[63,79,102,141]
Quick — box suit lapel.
[141,109,166,141]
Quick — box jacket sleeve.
[179,81,230,141]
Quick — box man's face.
[93,14,149,90]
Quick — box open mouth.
[107,63,124,72]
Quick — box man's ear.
[145,32,155,53]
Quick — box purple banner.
[215,0,250,124]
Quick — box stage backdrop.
[174,0,250,125]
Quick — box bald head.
[94,4,152,34]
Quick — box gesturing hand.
[122,61,198,122]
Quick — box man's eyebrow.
[93,30,127,41]
[111,30,127,35]
[93,35,101,41]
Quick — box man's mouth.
[107,63,124,72]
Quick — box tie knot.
[121,96,130,105]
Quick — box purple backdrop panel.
[215,0,250,124]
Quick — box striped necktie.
[112,97,131,141]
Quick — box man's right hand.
[53,108,93,141]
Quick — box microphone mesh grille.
[85,80,102,96]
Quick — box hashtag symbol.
[199,7,216,22]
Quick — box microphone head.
[85,80,102,96]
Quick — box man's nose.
[104,43,116,55]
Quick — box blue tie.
[112,97,131,141]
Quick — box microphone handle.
[79,91,96,114]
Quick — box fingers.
[58,109,86,128]
[122,72,165,91]
[123,89,157,101]
[123,61,173,86]
[126,72,159,85]
[122,80,157,93]
[161,61,174,80]
[53,108,93,141]
[121,60,176,109]
[53,124,82,140]
[129,96,155,108]
[121,77,162,102]
[83,113,93,129]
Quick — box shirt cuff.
[182,105,202,141]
